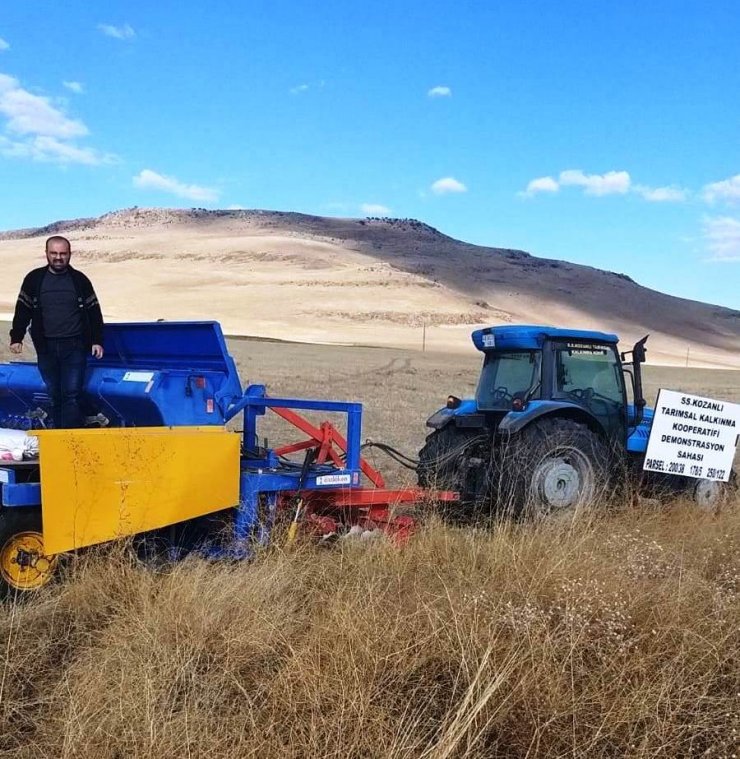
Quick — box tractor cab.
[470,326,648,445]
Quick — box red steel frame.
[271,407,457,541]
[273,407,386,487]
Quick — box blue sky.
[1,1,738,309]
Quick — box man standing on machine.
[9,235,104,428]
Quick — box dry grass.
[1,503,739,758]
[1,332,738,756]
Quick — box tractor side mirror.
[622,334,649,364]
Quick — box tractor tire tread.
[417,426,483,492]
[495,417,612,518]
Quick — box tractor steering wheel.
[566,388,592,403]
[492,386,513,403]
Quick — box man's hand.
[9,342,22,355]
[91,344,104,359]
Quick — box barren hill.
[1,207,738,367]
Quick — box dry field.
[2,209,738,367]
[0,335,739,758]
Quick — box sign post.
[643,390,739,482]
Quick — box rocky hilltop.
[1,208,738,367]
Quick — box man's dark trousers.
[36,337,87,428]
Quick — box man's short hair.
[45,235,71,252]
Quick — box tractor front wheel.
[497,418,611,518]
[0,509,58,599]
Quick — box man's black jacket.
[10,266,104,352]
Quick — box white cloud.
[703,174,740,205]
[0,37,9,51]
[523,169,697,204]
[428,85,451,98]
[559,169,631,196]
[1,135,108,165]
[0,135,28,158]
[522,170,690,202]
[98,23,135,40]
[0,73,87,138]
[431,177,467,195]
[63,81,84,94]
[0,73,108,165]
[703,216,740,262]
[634,185,688,202]
[361,203,391,215]
[522,176,559,196]
[290,80,325,95]
[133,169,220,202]
[523,169,631,197]
[32,136,105,164]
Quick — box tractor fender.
[496,400,604,437]
[425,399,479,430]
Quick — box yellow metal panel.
[33,427,240,554]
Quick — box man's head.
[45,235,71,273]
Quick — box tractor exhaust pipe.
[631,335,649,428]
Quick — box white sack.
[0,428,39,461]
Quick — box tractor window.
[476,351,541,410]
[554,343,624,407]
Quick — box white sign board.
[644,390,740,482]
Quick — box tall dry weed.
[0,503,738,758]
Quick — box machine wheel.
[0,508,58,599]
[690,471,738,513]
[417,426,483,493]
[497,418,611,518]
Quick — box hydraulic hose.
[360,442,420,471]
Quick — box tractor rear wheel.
[417,426,482,493]
[496,418,611,518]
[0,508,58,599]
[691,471,738,513]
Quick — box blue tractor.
[418,325,735,516]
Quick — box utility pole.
[685,345,690,367]
[422,319,426,353]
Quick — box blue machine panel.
[0,467,42,507]
[627,406,654,453]
[0,322,242,428]
[1,482,42,507]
